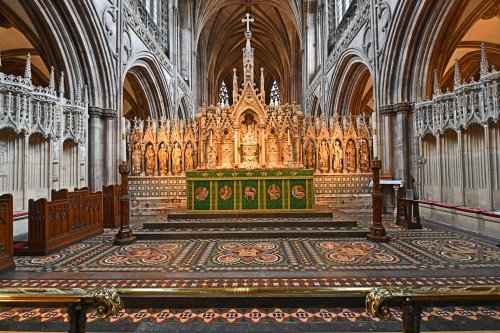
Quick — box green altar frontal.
[187,169,314,212]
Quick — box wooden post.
[114,162,136,245]
[367,159,390,242]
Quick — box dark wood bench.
[14,189,104,255]
[0,194,14,272]
[396,198,422,229]
[103,185,122,228]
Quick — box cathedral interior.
[0,0,499,332]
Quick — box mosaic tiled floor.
[12,224,500,273]
[0,306,498,332]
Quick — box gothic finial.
[0,50,2,67]
[59,71,65,97]
[480,43,488,77]
[433,69,440,95]
[84,85,89,104]
[416,82,422,102]
[260,67,265,101]
[49,66,55,92]
[454,58,461,89]
[77,83,82,102]
[24,53,32,80]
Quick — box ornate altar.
[187,169,313,212]
[124,13,374,213]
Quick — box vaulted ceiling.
[195,0,303,105]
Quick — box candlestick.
[121,116,127,162]
[287,129,290,144]
[210,131,213,146]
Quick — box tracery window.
[219,81,229,107]
[270,81,280,107]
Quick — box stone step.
[143,219,357,230]
[166,211,335,220]
[134,228,369,240]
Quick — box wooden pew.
[103,185,122,228]
[0,194,15,272]
[15,189,104,255]
[396,198,422,229]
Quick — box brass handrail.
[366,285,500,333]
[116,286,372,296]
[0,285,498,333]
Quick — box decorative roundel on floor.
[29,254,65,265]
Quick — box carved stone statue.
[185,144,194,171]
[266,140,279,167]
[333,140,343,172]
[158,143,168,176]
[172,143,182,175]
[360,141,370,172]
[240,113,259,168]
[132,143,142,176]
[221,143,233,168]
[319,142,329,173]
[145,145,155,176]
[305,143,314,169]
[207,145,217,168]
[345,141,356,173]
[282,143,292,166]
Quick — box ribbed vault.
[195,0,302,106]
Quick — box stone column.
[22,135,29,210]
[436,133,443,201]
[103,109,117,186]
[457,130,465,206]
[484,124,493,210]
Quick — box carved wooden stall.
[15,189,103,255]
[0,194,14,272]
[103,185,122,228]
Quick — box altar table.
[187,169,314,212]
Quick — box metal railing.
[0,285,498,333]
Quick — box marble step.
[133,228,369,240]
[142,219,357,230]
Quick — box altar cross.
[242,13,254,32]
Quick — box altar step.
[134,211,369,240]
[134,228,368,240]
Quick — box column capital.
[88,106,104,119]
[102,109,118,119]
[379,102,414,116]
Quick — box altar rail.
[0,194,14,273]
[15,189,103,255]
[0,286,497,333]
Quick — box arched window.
[219,81,229,107]
[270,81,280,107]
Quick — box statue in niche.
[267,142,279,166]
[158,143,168,176]
[221,144,233,168]
[305,143,314,169]
[185,144,194,171]
[345,141,356,173]
[207,145,217,168]
[359,141,370,172]
[132,143,142,175]
[240,113,259,168]
[333,140,343,172]
[283,143,292,166]
[172,143,182,175]
[145,145,156,176]
[319,142,329,172]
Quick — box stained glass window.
[219,81,229,107]
[270,81,280,107]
